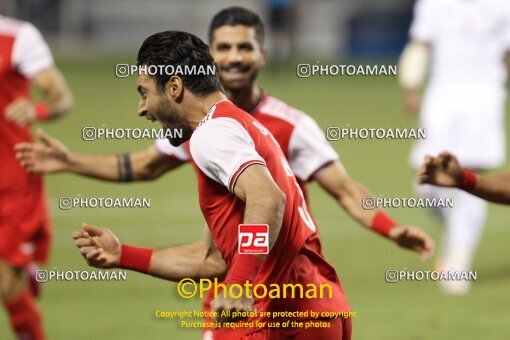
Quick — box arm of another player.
[398,41,430,114]
[72,223,228,281]
[15,131,183,181]
[398,0,436,114]
[418,152,510,204]
[4,68,74,126]
[315,162,434,260]
[4,21,73,126]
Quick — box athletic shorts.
[0,175,51,267]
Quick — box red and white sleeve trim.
[228,160,267,192]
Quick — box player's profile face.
[210,25,265,91]
[136,74,191,146]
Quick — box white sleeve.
[12,22,54,79]
[409,0,436,43]
[190,117,266,192]
[288,114,339,182]
[155,138,191,162]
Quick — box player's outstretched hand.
[211,284,254,327]
[14,129,70,173]
[4,98,36,127]
[72,223,121,269]
[417,152,463,187]
[389,226,435,261]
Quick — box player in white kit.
[399,0,510,294]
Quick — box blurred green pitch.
[1,59,509,340]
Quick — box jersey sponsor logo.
[238,224,269,254]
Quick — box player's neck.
[185,91,228,129]
[226,84,262,113]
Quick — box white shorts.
[410,87,507,169]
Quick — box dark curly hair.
[137,31,222,96]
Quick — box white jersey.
[410,0,510,168]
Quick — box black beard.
[153,94,193,147]
[167,124,193,146]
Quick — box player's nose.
[227,48,244,64]
[137,99,147,117]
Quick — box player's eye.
[239,44,254,51]
[215,44,230,51]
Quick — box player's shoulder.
[256,95,308,126]
[191,103,249,147]
[257,94,323,130]
[0,15,36,38]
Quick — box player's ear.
[260,47,267,66]
[166,76,184,101]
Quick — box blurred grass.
[1,58,510,339]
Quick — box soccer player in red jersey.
[419,151,510,205]
[78,30,352,338]
[0,15,73,340]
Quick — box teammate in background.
[398,0,510,294]
[419,152,510,205]
[0,15,73,340]
[16,7,433,339]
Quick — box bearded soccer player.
[15,8,433,339]
[0,15,73,340]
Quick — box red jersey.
[0,16,54,266]
[0,15,54,189]
[156,95,344,338]
[188,100,349,327]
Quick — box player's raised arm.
[72,224,228,281]
[418,152,510,204]
[14,131,183,181]
[315,162,434,261]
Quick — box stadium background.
[1,0,510,339]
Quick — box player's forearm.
[243,189,286,259]
[35,68,74,119]
[468,172,510,204]
[148,241,227,281]
[43,86,73,119]
[65,149,164,182]
[65,152,124,181]
[335,180,379,229]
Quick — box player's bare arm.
[418,152,510,204]
[14,131,182,181]
[316,161,434,260]
[398,41,430,114]
[4,67,73,127]
[72,224,227,281]
[210,164,286,323]
[233,164,286,256]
